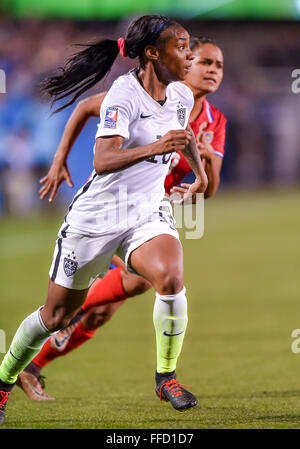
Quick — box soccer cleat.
[16,371,55,401]
[155,371,198,412]
[0,380,15,425]
[0,391,10,425]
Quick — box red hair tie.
[117,37,128,57]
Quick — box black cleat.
[0,379,15,425]
[155,371,198,412]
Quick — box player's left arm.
[180,124,208,196]
[170,152,222,202]
[198,144,223,199]
[172,115,226,201]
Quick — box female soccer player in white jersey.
[0,15,208,423]
[15,36,226,403]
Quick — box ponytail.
[42,15,177,113]
[41,39,119,113]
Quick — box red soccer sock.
[32,323,97,369]
[82,267,128,312]
[32,268,127,369]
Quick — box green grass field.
[1,188,300,429]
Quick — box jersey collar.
[191,98,214,125]
[130,69,168,111]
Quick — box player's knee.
[43,308,77,332]
[155,271,183,295]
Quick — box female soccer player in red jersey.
[16,37,226,402]
[0,15,208,424]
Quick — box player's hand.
[170,183,197,205]
[198,145,215,161]
[170,179,207,205]
[154,130,192,155]
[196,121,215,161]
[39,157,74,202]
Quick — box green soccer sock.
[0,308,51,384]
[153,287,188,374]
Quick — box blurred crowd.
[0,19,299,215]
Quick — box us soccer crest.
[176,101,186,127]
[64,254,78,277]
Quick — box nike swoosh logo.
[23,379,45,398]
[163,331,184,337]
[54,336,70,348]
[140,113,152,119]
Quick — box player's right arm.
[39,93,105,202]
[94,81,192,174]
[94,131,191,174]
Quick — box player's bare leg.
[40,281,88,332]
[40,267,151,352]
[0,281,88,418]
[80,270,151,330]
[48,267,151,345]
[130,234,198,412]
[17,268,151,400]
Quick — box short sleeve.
[95,78,135,140]
[181,84,194,112]
[177,83,194,119]
[168,82,194,126]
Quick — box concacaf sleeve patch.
[104,107,118,129]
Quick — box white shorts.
[49,199,179,290]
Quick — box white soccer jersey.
[64,70,194,235]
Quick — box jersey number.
[146,135,172,165]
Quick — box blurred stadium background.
[1,0,300,429]
[0,0,300,213]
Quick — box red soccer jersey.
[164,98,227,193]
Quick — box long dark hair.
[42,15,177,113]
